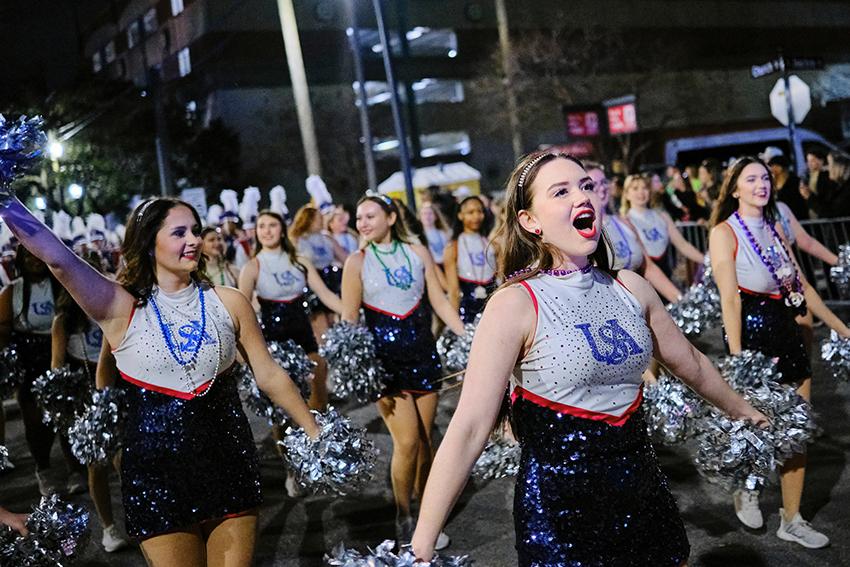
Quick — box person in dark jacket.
[801,152,850,218]
[768,155,809,220]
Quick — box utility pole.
[777,49,798,171]
[495,0,522,159]
[276,0,322,177]
[373,0,416,209]
[346,1,378,191]
[149,68,174,196]
[395,0,422,165]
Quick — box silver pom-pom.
[0,346,24,400]
[437,316,478,375]
[31,366,92,432]
[326,539,473,566]
[666,274,721,337]
[830,244,850,298]
[821,330,850,382]
[0,445,9,473]
[239,340,316,425]
[66,387,125,465]
[694,351,817,490]
[320,322,387,403]
[472,438,521,480]
[717,350,781,390]
[280,407,377,495]
[642,371,705,445]
[0,494,90,566]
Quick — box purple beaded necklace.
[508,264,592,280]
[733,211,804,309]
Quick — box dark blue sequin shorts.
[512,397,690,566]
[120,368,262,539]
[734,290,810,385]
[458,279,496,324]
[364,301,442,396]
[259,296,319,354]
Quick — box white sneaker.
[776,509,830,549]
[733,489,763,529]
[35,468,63,497]
[101,524,129,553]
[285,471,304,498]
[66,471,87,495]
[434,530,451,551]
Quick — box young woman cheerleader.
[0,195,320,566]
[51,282,129,553]
[411,152,767,565]
[621,174,704,276]
[444,196,497,323]
[587,164,681,302]
[0,246,81,495]
[341,194,466,549]
[201,227,238,287]
[328,206,360,256]
[419,202,451,268]
[709,156,850,548]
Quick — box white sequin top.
[511,269,652,425]
[724,214,788,296]
[67,318,103,363]
[361,242,425,318]
[603,215,645,271]
[254,250,306,302]
[11,278,54,334]
[113,284,237,398]
[776,201,796,246]
[425,227,450,264]
[456,233,496,284]
[627,208,670,260]
[297,233,335,269]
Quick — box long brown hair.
[709,156,777,228]
[119,198,210,303]
[253,210,305,273]
[356,194,413,245]
[495,152,613,286]
[289,205,320,241]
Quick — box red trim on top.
[518,280,538,317]
[649,253,666,261]
[512,385,643,427]
[738,286,783,300]
[257,295,301,304]
[119,371,212,400]
[458,275,496,285]
[363,299,421,320]
[615,277,631,293]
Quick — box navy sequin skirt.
[259,296,319,354]
[120,368,262,539]
[458,279,496,324]
[363,302,442,395]
[307,265,342,315]
[733,290,810,385]
[512,397,690,566]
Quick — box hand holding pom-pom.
[320,322,387,403]
[0,494,90,566]
[31,366,92,432]
[326,539,473,566]
[280,407,377,495]
[67,387,126,465]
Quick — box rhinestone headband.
[517,153,552,191]
[365,190,393,207]
[136,199,155,222]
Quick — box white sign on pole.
[180,187,208,220]
[769,75,811,126]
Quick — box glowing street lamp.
[48,141,64,160]
[34,197,47,210]
[68,183,84,200]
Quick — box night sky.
[0,0,113,97]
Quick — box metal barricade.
[675,217,850,307]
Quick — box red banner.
[606,102,638,135]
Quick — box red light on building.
[566,110,600,137]
[605,97,638,135]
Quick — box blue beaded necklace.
[149,284,208,367]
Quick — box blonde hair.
[619,174,651,216]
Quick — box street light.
[68,183,84,200]
[48,141,64,160]
[34,197,47,210]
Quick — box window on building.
[104,41,116,63]
[372,131,471,159]
[355,78,464,106]
[127,20,140,49]
[92,52,102,73]
[143,8,157,34]
[178,47,191,77]
[171,0,184,16]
